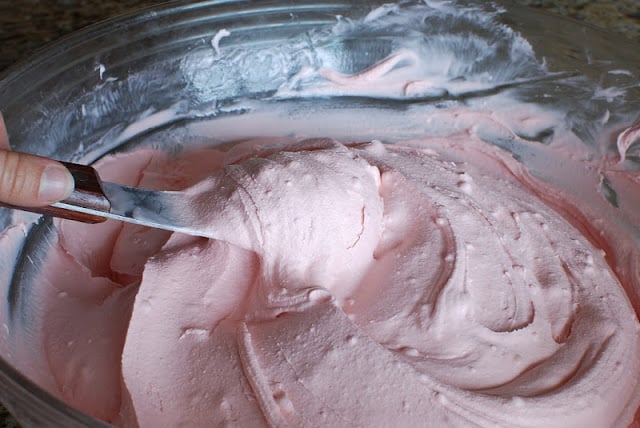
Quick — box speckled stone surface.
[0,0,163,72]
[0,0,639,73]
[0,0,639,426]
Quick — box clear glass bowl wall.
[0,0,639,426]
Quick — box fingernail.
[39,164,74,203]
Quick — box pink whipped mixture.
[2,132,638,427]
[2,2,640,427]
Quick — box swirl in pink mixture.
[10,135,640,427]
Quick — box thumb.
[0,150,75,207]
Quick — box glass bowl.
[1,0,639,426]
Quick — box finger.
[0,151,75,207]
[0,113,9,150]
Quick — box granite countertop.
[0,0,639,73]
[0,0,639,427]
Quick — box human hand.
[0,113,74,207]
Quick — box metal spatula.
[3,162,216,239]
